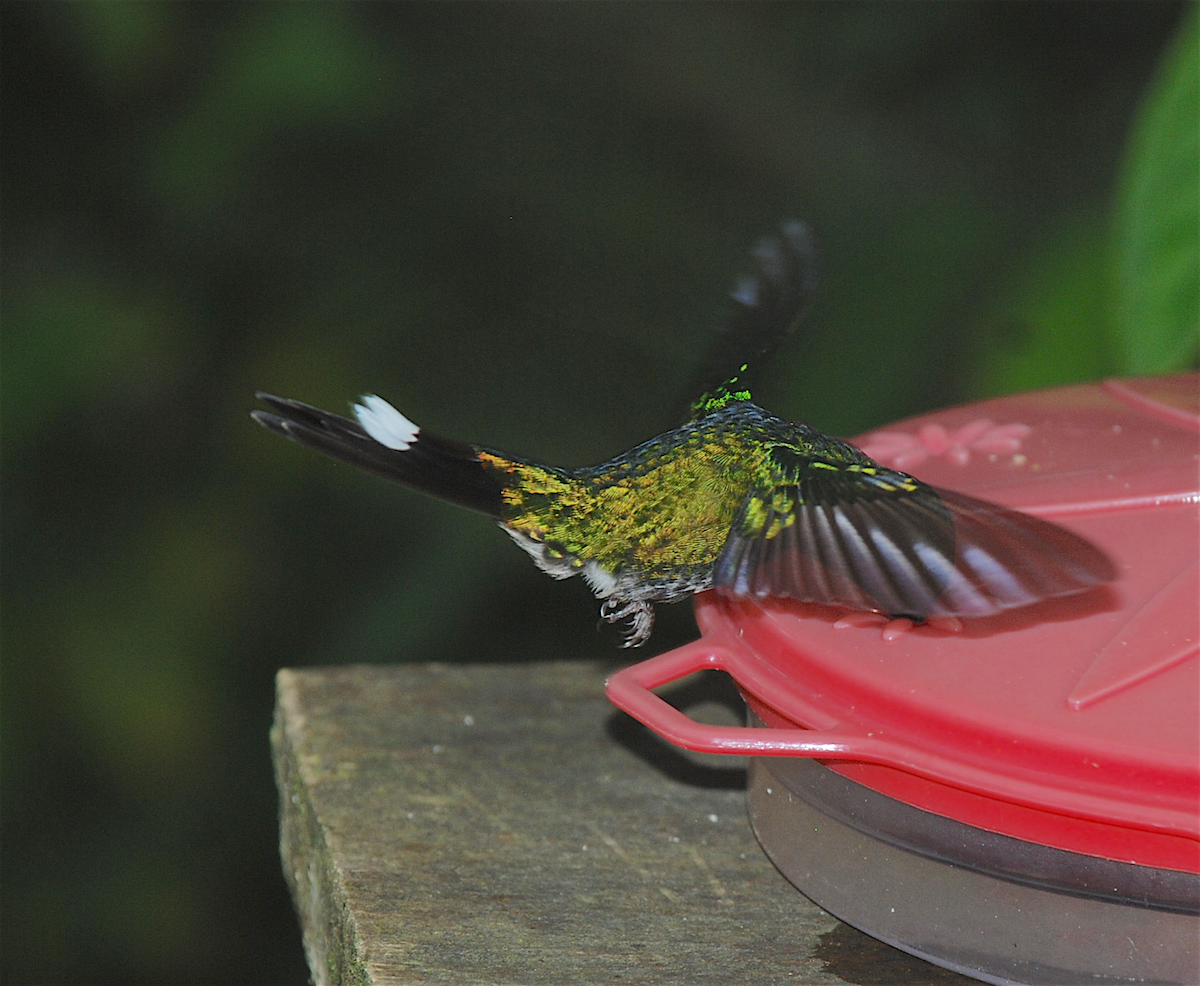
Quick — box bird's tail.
[252,392,504,517]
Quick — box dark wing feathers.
[716,472,1115,620]
[932,489,1116,610]
[684,221,819,421]
[724,220,819,364]
[252,393,503,517]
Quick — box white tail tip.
[354,394,420,450]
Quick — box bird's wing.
[683,220,819,422]
[714,466,1116,619]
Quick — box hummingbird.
[252,222,1115,647]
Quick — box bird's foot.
[599,598,655,648]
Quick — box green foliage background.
[2,3,1195,982]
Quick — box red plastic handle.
[605,636,895,758]
[606,639,1200,837]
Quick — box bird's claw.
[599,598,655,648]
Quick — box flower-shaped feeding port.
[858,418,1032,470]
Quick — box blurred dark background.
[2,3,1195,982]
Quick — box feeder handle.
[608,638,1200,840]
[605,637,899,759]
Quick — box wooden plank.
[272,662,973,986]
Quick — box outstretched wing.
[714,464,1116,619]
[683,220,820,421]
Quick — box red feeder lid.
[607,375,1199,872]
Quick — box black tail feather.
[252,393,503,517]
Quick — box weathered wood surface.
[272,662,973,986]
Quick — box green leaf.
[1113,5,1200,373]
[965,212,1118,398]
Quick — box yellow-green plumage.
[463,399,937,645]
[484,423,750,577]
